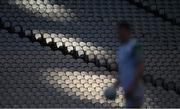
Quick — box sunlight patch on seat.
[9,0,76,22]
[40,68,125,107]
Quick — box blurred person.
[114,21,144,108]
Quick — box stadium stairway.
[128,0,180,26]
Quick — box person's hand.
[113,80,119,89]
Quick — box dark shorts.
[124,83,144,108]
[125,93,144,108]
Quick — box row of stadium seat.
[0,29,180,108]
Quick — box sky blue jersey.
[116,39,144,98]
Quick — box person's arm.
[112,51,120,89]
[112,68,120,89]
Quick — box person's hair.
[117,21,131,31]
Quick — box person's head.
[117,21,132,42]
